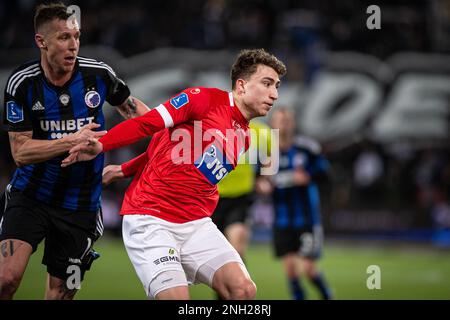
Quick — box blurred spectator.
[352,140,385,207]
[0,0,438,61]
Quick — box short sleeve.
[3,83,32,132]
[104,64,131,106]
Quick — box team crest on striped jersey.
[59,94,70,106]
[85,90,101,108]
[6,101,24,123]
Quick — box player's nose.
[68,37,78,50]
[269,87,278,101]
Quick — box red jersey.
[100,87,250,223]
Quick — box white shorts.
[122,214,245,299]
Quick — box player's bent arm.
[102,152,147,186]
[9,123,107,167]
[115,96,150,119]
[9,131,81,167]
[255,176,274,196]
[293,168,311,186]
[102,165,124,186]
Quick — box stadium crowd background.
[1,0,449,244]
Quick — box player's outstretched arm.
[293,168,311,186]
[8,123,107,167]
[255,176,274,196]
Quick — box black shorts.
[0,185,103,281]
[212,194,254,233]
[273,225,323,259]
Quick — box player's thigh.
[122,215,187,299]
[0,187,47,281]
[0,186,47,253]
[43,208,99,282]
[211,261,253,294]
[181,218,245,287]
[155,281,190,300]
[299,256,318,278]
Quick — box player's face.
[41,19,80,74]
[243,65,280,117]
[270,110,295,136]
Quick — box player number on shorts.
[66,265,81,290]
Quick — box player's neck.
[40,56,73,87]
[232,91,252,121]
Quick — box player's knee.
[0,271,21,297]
[302,260,317,279]
[229,278,257,300]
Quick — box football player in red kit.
[62,49,286,300]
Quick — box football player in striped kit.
[0,3,148,299]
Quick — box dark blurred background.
[1,0,449,244]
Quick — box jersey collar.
[40,58,80,91]
[228,92,234,107]
[229,92,249,127]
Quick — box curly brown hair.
[231,49,287,89]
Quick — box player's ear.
[35,34,47,50]
[236,79,246,95]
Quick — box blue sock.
[288,278,306,300]
[311,273,332,300]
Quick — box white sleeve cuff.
[155,104,174,128]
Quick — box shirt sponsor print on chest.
[195,144,233,185]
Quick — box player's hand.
[70,123,107,146]
[102,165,124,186]
[293,169,311,186]
[255,176,273,196]
[61,138,103,167]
